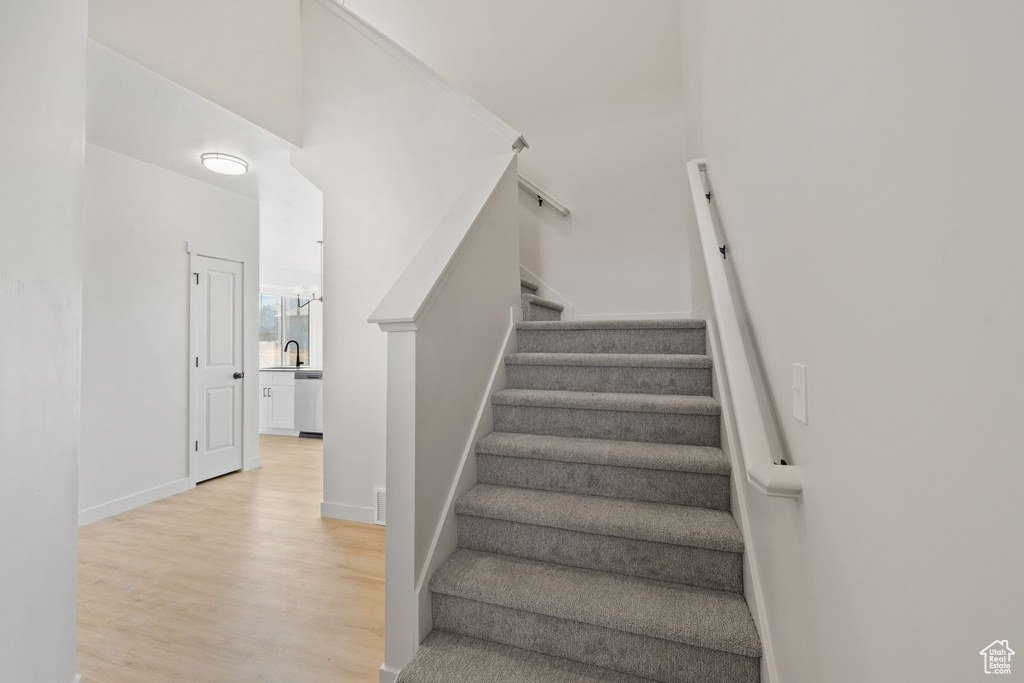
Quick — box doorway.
[189,253,246,484]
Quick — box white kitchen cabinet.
[259,371,296,432]
[266,385,295,429]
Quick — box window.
[259,292,310,368]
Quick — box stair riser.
[521,285,536,294]
[492,405,721,446]
[523,302,561,322]
[397,632,658,683]
[457,516,743,593]
[507,364,712,396]
[476,454,730,510]
[432,594,759,683]
[518,329,705,355]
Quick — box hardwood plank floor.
[77,435,386,683]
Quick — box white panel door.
[192,255,244,483]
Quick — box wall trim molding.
[690,299,713,322]
[379,663,400,683]
[244,456,263,471]
[574,310,692,321]
[78,478,189,527]
[185,240,255,266]
[316,0,527,151]
[706,319,780,683]
[321,500,376,524]
[259,427,302,438]
[73,675,82,683]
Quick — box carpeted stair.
[397,319,762,683]
[520,277,564,321]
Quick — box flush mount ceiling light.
[201,152,248,175]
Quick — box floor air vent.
[373,488,386,526]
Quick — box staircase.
[520,277,564,321]
[396,319,762,683]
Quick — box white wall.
[0,1,85,680]
[344,0,692,319]
[679,1,711,320]
[88,0,304,145]
[292,0,517,524]
[80,144,260,524]
[374,154,522,678]
[682,1,1024,681]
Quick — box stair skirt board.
[397,318,762,683]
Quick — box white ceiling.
[86,40,323,285]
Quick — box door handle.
[234,372,244,379]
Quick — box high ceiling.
[86,40,323,286]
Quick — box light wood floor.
[78,435,386,683]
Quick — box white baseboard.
[259,427,302,437]
[244,456,262,471]
[78,478,190,527]
[379,663,400,683]
[573,310,692,321]
[691,298,713,321]
[705,318,779,682]
[321,501,375,524]
[73,675,82,683]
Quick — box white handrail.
[518,174,570,216]
[687,159,802,498]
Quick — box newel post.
[378,324,419,682]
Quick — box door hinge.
[195,440,198,452]
[194,273,199,285]
[719,244,727,260]
[195,356,199,368]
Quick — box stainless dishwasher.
[294,370,323,438]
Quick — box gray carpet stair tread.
[517,319,706,331]
[430,550,762,658]
[476,433,731,475]
[493,389,721,416]
[522,293,564,311]
[456,484,743,553]
[505,353,712,368]
[398,631,657,683]
[520,277,540,292]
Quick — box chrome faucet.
[284,340,303,368]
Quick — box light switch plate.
[792,363,808,424]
